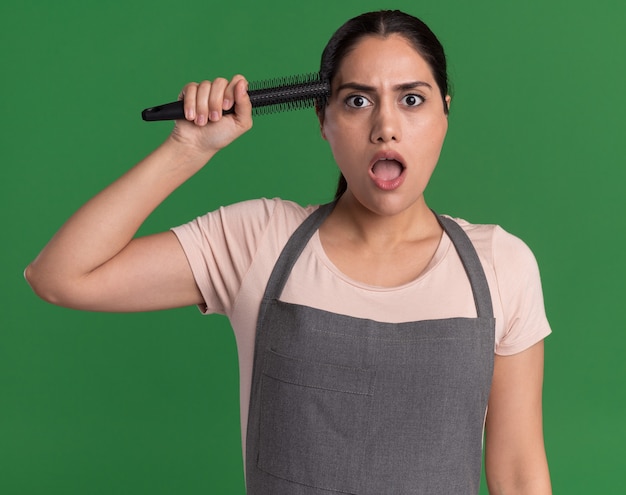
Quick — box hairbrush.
[141,72,329,121]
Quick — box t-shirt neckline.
[310,229,452,292]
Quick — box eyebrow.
[336,81,433,92]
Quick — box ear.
[320,124,327,141]
[316,108,327,140]
[445,95,452,114]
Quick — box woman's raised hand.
[169,75,253,155]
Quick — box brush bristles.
[248,73,329,116]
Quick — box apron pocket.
[257,349,374,493]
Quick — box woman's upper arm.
[484,340,551,494]
[28,231,203,312]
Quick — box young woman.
[25,10,552,494]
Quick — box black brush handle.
[142,78,329,121]
[142,100,232,121]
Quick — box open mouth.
[369,153,406,190]
[371,158,405,181]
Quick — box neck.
[330,192,441,249]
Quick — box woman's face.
[321,34,450,217]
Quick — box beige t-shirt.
[172,197,551,451]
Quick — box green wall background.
[2,0,624,493]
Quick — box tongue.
[372,160,403,181]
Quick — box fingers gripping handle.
[141,74,329,122]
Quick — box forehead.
[334,34,436,86]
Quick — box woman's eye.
[401,94,425,107]
[345,95,372,108]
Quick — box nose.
[370,101,401,143]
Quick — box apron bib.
[245,203,495,494]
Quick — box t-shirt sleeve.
[491,226,552,355]
[170,198,278,316]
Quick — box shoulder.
[174,197,318,236]
[169,198,321,315]
[218,197,317,222]
[443,216,539,274]
[217,198,319,241]
[179,198,323,269]
[444,215,550,354]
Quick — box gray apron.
[245,203,495,494]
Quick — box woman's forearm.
[24,137,214,300]
[485,344,552,495]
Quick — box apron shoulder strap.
[262,201,336,301]
[437,215,494,319]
